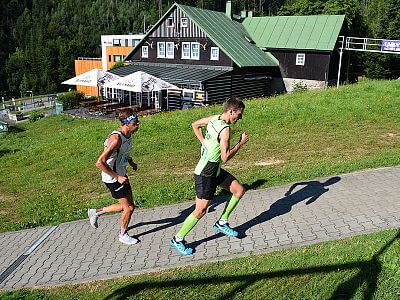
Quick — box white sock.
[174,235,183,242]
[218,219,227,225]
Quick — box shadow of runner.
[235,176,341,237]
[103,230,399,300]
[129,179,268,240]
[128,196,228,238]
[192,177,341,248]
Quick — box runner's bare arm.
[95,134,128,184]
[220,128,249,163]
[192,116,213,143]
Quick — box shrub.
[57,91,85,109]
[29,111,45,122]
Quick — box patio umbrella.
[62,69,121,87]
[104,71,178,107]
[62,69,121,99]
[103,71,177,92]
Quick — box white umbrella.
[62,69,120,87]
[103,71,177,92]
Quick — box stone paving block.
[1,166,400,290]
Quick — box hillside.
[0,79,399,232]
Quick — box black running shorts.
[104,178,132,199]
[195,169,235,200]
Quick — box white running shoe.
[87,209,98,228]
[119,233,138,245]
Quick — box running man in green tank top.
[170,98,249,255]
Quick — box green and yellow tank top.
[194,115,229,177]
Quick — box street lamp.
[26,90,33,106]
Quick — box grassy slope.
[0,79,400,232]
[1,228,399,299]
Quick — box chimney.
[248,11,253,17]
[225,1,232,19]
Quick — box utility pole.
[159,0,162,18]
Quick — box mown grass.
[0,79,400,232]
[1,228,399,299]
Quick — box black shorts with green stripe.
[194,169,235,200]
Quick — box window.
[113,39,121,46]
[113,55,123,62]
[124,39,128,46]
[191,42,200,60]
[166,17,174,27]
[157,42,165,58]
[182,42,190,59]
[108,55,111,62]
[141,46,149,58]
[296,53,305,66]
[210,47,219,60]
[181,18,188,28]
[133,39,140,47]
[166,42,174,59]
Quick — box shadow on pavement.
[191,177,341,249]
[236,176,341,237]
[128,179,268,239]
[104,230,399,300]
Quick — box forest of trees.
[0,0,399,98]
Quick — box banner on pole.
[381,39,400,52]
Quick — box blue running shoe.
[170,237,193,256]
[213,222,238,237]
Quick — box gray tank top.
[101,130,132,183]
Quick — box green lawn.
[1,228,399,299]
[0,79,400,232]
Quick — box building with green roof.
[111,1,345,108]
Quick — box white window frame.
[166,17,174,27]
[166,42,174,59]
[182,42,191,59]
[114,55,123,62]
[141,46,149,58]
[210,47,219,61]
[157,42,166,58]
[296,53,305,66]
[181,17,188,28]
[191,42,200,60]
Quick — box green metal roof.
[124,3,278,68]
[242,15,345,51]
[111,62,231,86]
[177,4,278,67]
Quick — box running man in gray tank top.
[170,98,249,255]
[88,108,140,245]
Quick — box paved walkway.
[1,166,399,291]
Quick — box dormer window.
[181,18,188,28]
[167,17,174,27]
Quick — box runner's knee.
[122,204,134,213]
[234,185,246,199]
[193,207,207,218]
